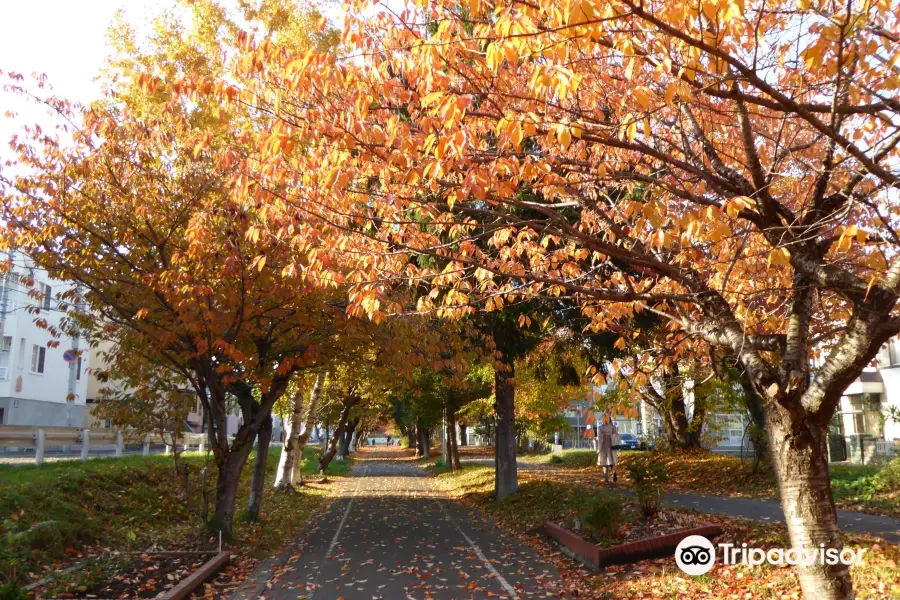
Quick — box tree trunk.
[293,370,326,486]
[448,411,462,470]
[246,415,272,520]
[319,394,359,477]
[669,391,704,449]
[413,422,423,456]
[458,423,467,446]
[339,418,358,459]
[645,368,705,450]
[417,424,431,458]
[274,386,305,491]
[211,440,254,540]
[494,362,518,500]
[767,405,852,599]
[740,375,769,467]
[348,419,359,453]
[443,413,454,471]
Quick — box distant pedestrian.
[597,413,619,482]
[387,435,392,446]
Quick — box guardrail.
[0,425,212,465]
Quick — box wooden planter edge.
[543,521,723,568]
[156,551,232,600]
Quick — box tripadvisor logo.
[675,535,867,576]
[675,535,716,575]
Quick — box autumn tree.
[122,0,899,594]
[0,0,347,538]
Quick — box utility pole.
[0,250,14,341]
[576,401,582,449]
[441,406,448,465]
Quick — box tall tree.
[0,3,343,538]
[133,0,900,595]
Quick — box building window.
[848,397,867,434]
[30,345,46,374]
[843,394,882,435]
[0,336,11,352]
[40,283,52,310]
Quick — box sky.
[0,0,372,160]
[0,1,183,153]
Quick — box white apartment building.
[663,346,900,463]
[84,339,245,437]
[0,252,89,427]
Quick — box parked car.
[617,433,642,450]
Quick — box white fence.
[0,425,211,465]
[875,439,898,458]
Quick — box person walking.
[596,413,619,482]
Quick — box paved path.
[460,457,900,543]
[231,449,560,599]
[663,491,900,543]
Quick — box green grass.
[300,445,354,477]
[0,443,348,584]
[828,458,900,514]
[432,464,495,497]
[532,449,599,468]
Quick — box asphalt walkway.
[230,448,561,599]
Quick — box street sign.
[63,349,78,363]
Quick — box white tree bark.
[273,385,306,491]
[294,371,326,479]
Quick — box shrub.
[580,493,623,539]
[880,457,900,490]
[626,458,669,517]
[0,583,26,600]
[549,455,564,465]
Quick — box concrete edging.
[544,521,722,568]
[156,551,231,600]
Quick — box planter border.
[544,521,722,569]
[156,551,231,600]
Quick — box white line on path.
[439,501,519,599]
[325,463,369,560]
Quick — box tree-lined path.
[230,447,560,599]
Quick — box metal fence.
[0,425,212,465]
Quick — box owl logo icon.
[675,535,716,575]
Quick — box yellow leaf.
[420,91,444,108]
[664,82,678,104]
[634,87,650,110]
[767,247,791,268]
[558,127,572,149]
[251,255,267,272]
[725,196,752,218]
